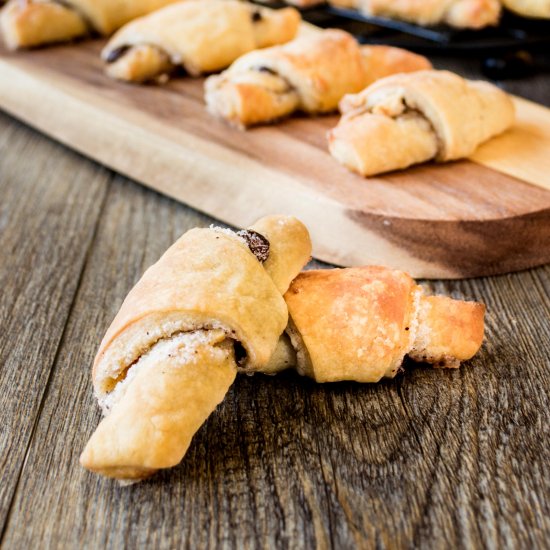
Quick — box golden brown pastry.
[205,29,432,128]
[284,0,501,26]
[80,216,312,482]
[81,226,483,483]
[328,0,358,6]
[265,266,486,382]
[501,0,550,18]
[102,1,301,83]
[328,69,515,177]
[359,0,501,28]
[1,1,87,49]
[0,0,186,50]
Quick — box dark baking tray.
[255,0,550,55]
[316,7,550,54]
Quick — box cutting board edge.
[1,54,549,279]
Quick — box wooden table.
[1,53,549,549]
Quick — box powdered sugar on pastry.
[99,329,229,415]
[210,225,248,244]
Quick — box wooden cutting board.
[1,40,549,278]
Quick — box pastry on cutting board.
[262,266,485,382]
[501,0,550,18]
[204,29,432,128]
[80,216,312,481]
[328,69,515,177]
[102,0,301,83]
[0,0,185,50]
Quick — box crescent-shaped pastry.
[0,0,181,50]
[328,70,515,177]
[359,0,501,28]
[102,1,301,83]
[80,216,312,481]
[264,266,485,382]
[204,29,432,128]
[501,0,550,18]
[81,222,483,482]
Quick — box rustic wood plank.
[0,112,110,532]
[0,173,215,548]
[1,41,550,277]
[2,161,548,548]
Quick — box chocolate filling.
[233,341,247,366]
[251,66,297,98]
[237,230,270,263]
[105,45,131,63]
[256,66,277,75]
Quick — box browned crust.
[205,31,431,128]
[285,266,418,382]
[205,78,298,128]
[284,266,485,382]
[0,0,88,50]
[410,295,485,366]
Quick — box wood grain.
[0,112,110,528]
[0,40,549,278]
[0,110,549,548]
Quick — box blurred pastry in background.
[358,0,501,29]
[102,1,300,83]
[205,29,431,128]
[268,0,502,28]
[328,70,515,176]
[0,0,184,50]
[501,0,550,18]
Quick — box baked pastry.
[359,0,501,28]
[262,267,485,379]
[204,29,432,128]
[272,267,485,382]
[80,216,312,481]
[501,0,550,18]
[1,1,88,49]
[328,70,515,177]
[328,0,360,8]
[81,219,483,482]
[283,0,501,26]
[102,1,301,83]
[0,0,184,50]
